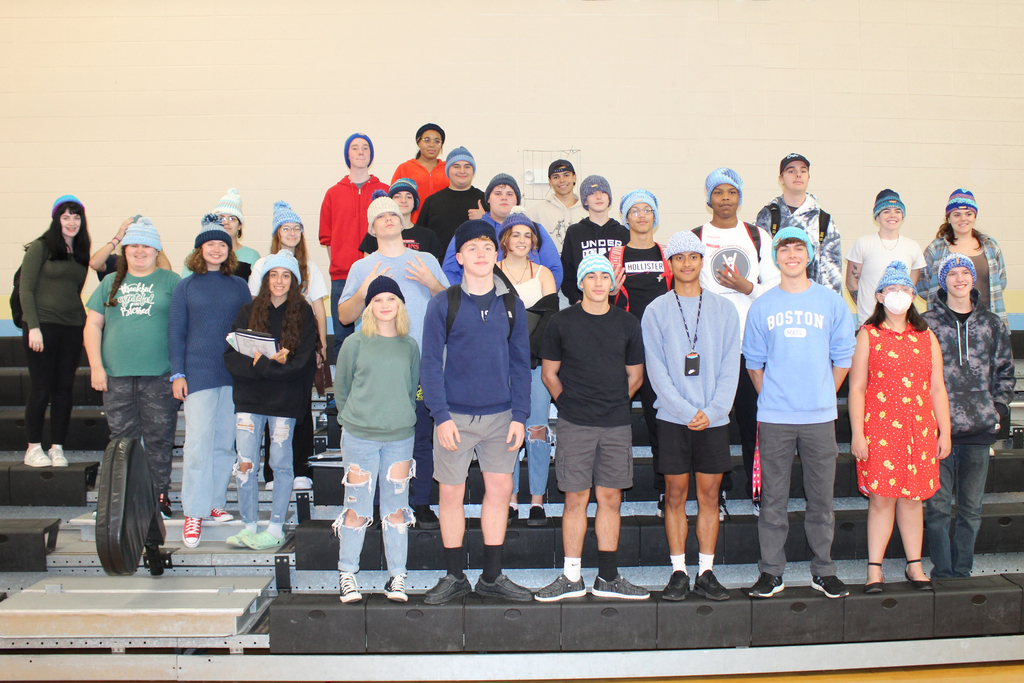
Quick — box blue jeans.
[925,443,990,578]
[235,413,296,526]
[181,386,236,519]
[335,432,415,576]
[513,366,551,498]
[330,279,354,363]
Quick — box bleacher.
[1,332,1023,675]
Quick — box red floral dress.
[857,323,939,500]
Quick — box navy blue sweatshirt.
[420,275,531,424]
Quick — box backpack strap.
[768,204,781,237]
[607,245,626,309]
[656,244,672,291]
[692,226,702,240]
[743,222,761,256]
[444,284,516,342]
[501,292,516,341]
[817,210,830,247]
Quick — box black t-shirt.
[953,309,972,325]
[469,289,496,317]
[415,186,487,252]
[359,226,444,262]
[540,304,645,427]
[612,245,669,323]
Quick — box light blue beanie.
[705,168,743,206]
[620,189,659,227]
[272,201,303,233]
[445,147,476,177]
[771,226,814,266]
[262,250,302,284]
[938,253,977,292]
[875,260,916,295]
[120,217,162,251]
[576,253,615,289]
[665,230,705,258]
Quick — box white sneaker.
[24,444,51,468]
[264,480,274,491]
[292,476,312,490]
[48,445,68,467]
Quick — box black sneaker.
[423,573,472,605]
[661,570,690,601]
[535,574,586,602]
[508,506,519,523]
[384,574,408,602]
[593,575,650,600]
[475,574,533,602]
[158,493,172,520]
[693,569,731,601]
[748,572,785,598]
[718,490,730,522]
[527,505,547,527]
[752,499,761,517]
[812,575,850,598]
[413,505,439,530]
[656,494,665,518]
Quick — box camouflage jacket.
[921,290,1015,439]
[755,193,842,294]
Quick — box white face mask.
[882,290,914,315]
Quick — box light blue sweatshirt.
[742,282,856,424]
[641,289,741,428]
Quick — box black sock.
[482,543,503,583]
[597,550,618,582]
[444,546,465,580]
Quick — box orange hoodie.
[391,158,450,223]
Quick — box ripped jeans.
[234,413,296,527]
[334,431,415,577]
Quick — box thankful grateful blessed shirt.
[87,269,181,377]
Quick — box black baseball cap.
[548,159,575,177]
[779,153,810,175]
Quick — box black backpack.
[693,222,762,254]
[768,204,830,246]
[10,267,23,329]
[444,285,517,342]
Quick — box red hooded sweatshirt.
[318,175,389,280]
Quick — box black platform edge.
[266,573,1024,654]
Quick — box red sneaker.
[207,508,235,523]
[182,517,202,548]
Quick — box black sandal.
[904,559,933,591]
[864,562,884,593]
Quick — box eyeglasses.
[278,226,303,235]
[629,208,654,217]
[218,215,239,225]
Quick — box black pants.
[637,367,664,494]
[263,399,314,481]
[23,323,83,445]
[724,354,759,498]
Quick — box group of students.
[15,123,1013,605]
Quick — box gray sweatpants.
[103,373,180,495]
[757,421,838,578]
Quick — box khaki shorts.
[554,418,633,492]
[432,411,517,486]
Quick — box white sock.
[564,557,582,582]
[246,522,258,534]
[266,522,284,539]
[670,554,687,574]
[698,552,714,576]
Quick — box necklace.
[879,234,900,251]
[502,260,531,284]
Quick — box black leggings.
[23,323,83,445]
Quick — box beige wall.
[2,0,1023,312]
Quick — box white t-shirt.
[844,234,926,324]
[248,254,329,305]
[697,222,780,338]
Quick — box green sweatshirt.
[335,333,420,442]
[19,239,88,329]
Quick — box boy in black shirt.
[560,175,629,305]
[536,254,647,601]
[415,147,485,251]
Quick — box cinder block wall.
[2,0,1022,311]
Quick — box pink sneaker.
[207,508,235,523]
[182,517,202,548]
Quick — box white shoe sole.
[24,458,51,468]
[339,592,362,603]
[592,588,650,600]
[749,582,785,598]
[385,591,408,602]
[182,537,201,549]
[811,581,848,599]
[534,587,587,602]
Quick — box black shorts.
[656,420,731,475]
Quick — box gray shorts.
[432,411,517,486]
[554,418,633,493]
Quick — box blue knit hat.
[771,226,815,266]
[945,188,978,216]
[272,201,303,233]
[52,194,84,218]
[215,188,244,223]
[705,168,743,207]
[938,253,977,292]
[262,250,302,284]
[195,213,231,249]
[445,146,476,177]
[665,230,704,259]
[576,253,615,289]
[485,173,522,205]
[620,189,659,227]
[875,260,916,295]
[498,212,542,250]
[579,175,612,211]
[873,189,906,219]
[120,217,162,251]
[454,219,498,253]
[389,178,420,211]
[364,275,406,306]
[343,133,374,168]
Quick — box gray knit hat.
[579,175,612,211]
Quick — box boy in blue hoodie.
[420,220,533,604]
[742,227,856,600]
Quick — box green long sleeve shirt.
[19,240,88,329]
